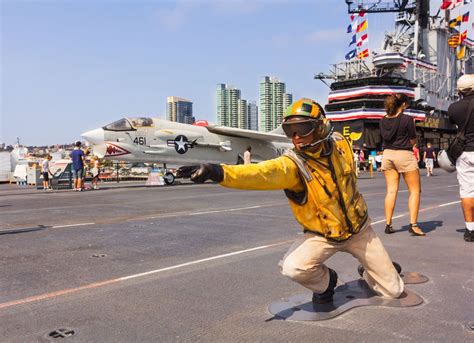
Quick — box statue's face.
[292,131,317,151]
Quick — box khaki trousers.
[279,222,404,298]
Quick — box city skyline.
[1,1,456,145]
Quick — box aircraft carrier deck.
[0,171,472,342]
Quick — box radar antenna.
[345,0,416,13]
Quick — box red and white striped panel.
[325,108,426,122]
[328,86,415,102]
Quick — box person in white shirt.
[243,146,252,165]
[375,151,383,171]
[90,156,101,189]
[41,155,52,190]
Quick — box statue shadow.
[398,220,443,234]
[0,225,50,236]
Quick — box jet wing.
[205,125,289,143]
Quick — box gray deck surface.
[0,170,472,342]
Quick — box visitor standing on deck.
[379,93,425,236]
[70,141,85,191]
[447,74,474,242]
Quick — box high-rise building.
[283,93,293,115]
[216,84,247,129]
[259,76,292,132]
[247,101,258,131]
[237,99,248,129]
[167,96,194,124]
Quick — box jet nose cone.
[81,128,105,145]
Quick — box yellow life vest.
[283,133,368,241]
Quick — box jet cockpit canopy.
[129,117,154,128]
[103,118,134,131]
[103,117,154,131]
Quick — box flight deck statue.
[177,98,406,308]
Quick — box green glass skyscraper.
[259,76,292,132]
[216,84,247,129]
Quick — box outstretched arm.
[177,156,303,192]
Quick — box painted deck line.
[134,202,286,221]
[438,201,461,207]
[119,241,292,281]
[52,222,95,228]
[0,279,120,310]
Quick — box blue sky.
[0,0,466,145]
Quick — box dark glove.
[176,164,224,183]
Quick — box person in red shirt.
[412,144,420,164]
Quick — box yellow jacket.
[220,133,368,241]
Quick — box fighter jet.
[81,117,292,184]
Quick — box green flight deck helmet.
[282,98,332,146]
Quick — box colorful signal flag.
[441,1,453,9]
[349,34,357,46]
[457,46,466,59]
[441,0,463,9]
[356,34,368,47]
[449,16,461,28]
[357,49,369,59]
[451,0,464,9]
[451,11,471,27]
[356,20,368,33]
[448,34,461,47]
[345,49,357,60]
[347,22,357,33]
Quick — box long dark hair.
[384,93,409,116]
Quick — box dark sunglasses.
[282,120,317,138]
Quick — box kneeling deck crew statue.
[177,98,404,303]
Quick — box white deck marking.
[133,203,286,221]
[438,201,461,207]
[119,241,291,281]
[372,214,404,225]
[52,222,95,228]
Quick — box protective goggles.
[282,119,319,138]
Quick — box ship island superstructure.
[316,0,474,150]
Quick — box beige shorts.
[381,149,419,173]
[456,152,474,198]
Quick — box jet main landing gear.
[163,172,175,185]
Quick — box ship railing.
[329,60,372,80]
[395,11,413,24]
[411,65,456,101]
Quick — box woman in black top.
[379,93,425,236]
